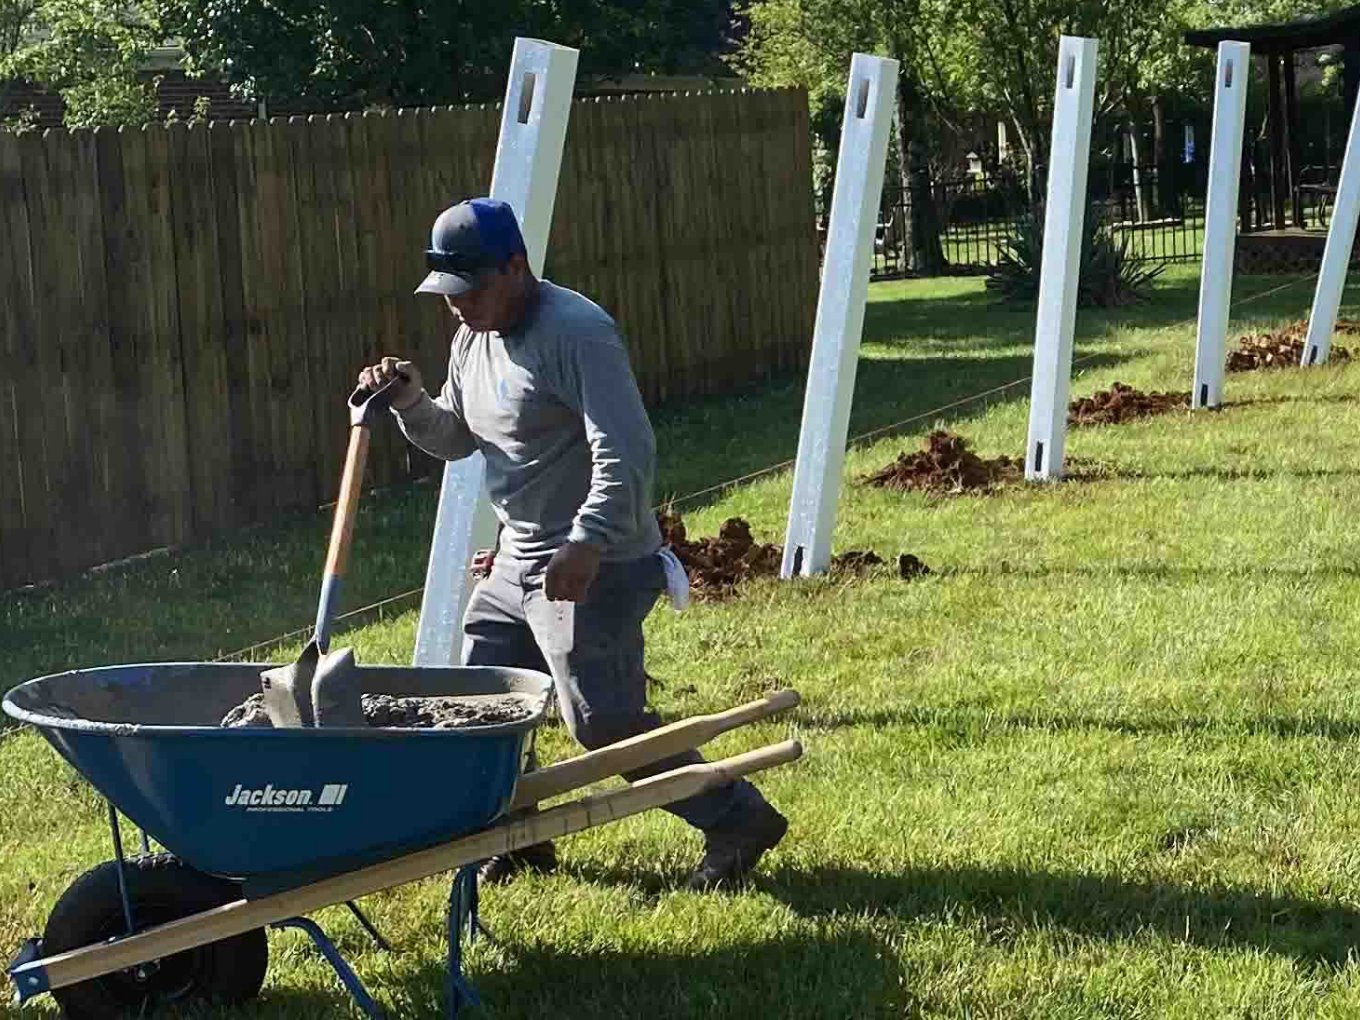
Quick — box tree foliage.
[161,0,736,109]
[736,0,1357,179]
[2,0,160,127]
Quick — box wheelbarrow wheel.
[41,852,267,1018]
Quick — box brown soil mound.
[896,553,931,579]
[658,514,782,600]
[862,430,1020,494]
[221,692,533,729]
[656,514,917,599]
[829,550,883,572]
[1068,382,1189,426]
[1227,319,1357,372]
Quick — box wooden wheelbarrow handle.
[510,688,800,810]
[22,739,803,995]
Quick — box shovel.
[260,376,404,727]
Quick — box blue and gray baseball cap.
[416,198,528,296]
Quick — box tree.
[0,0,37,119]
[161,1,737,110]
[2,0,160,127]
[738,0,1360,258]
[734,0,947,273]
[0,0,36,57]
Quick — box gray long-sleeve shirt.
[394,279,663,566]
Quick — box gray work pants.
[461,553,767,833]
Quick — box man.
[359,197,787,890]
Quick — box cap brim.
[415,270,477,296]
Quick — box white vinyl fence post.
[1192,41,1250,408]
[413,39,579,667]
[1023,35,1098,482]
[780,53,898,579]
[1302,83,1360,366]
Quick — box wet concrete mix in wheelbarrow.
[656,513,928,600]
[1067,382,1190,426]
[222,693,535,729]
[862,430,1020,494]
[1227,319,1357,372]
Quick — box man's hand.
[544,541,601,603]
[471,548,496,581]
[358,357,423,411]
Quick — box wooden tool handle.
[324,426,370,578]
[510,689,801,809]
[313,426,370,650]
[29,740,803,993]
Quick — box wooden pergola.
[1186,4,1360,231]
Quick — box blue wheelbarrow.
[3,379,803,1016]
[4,662,801,1017]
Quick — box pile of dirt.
[828,550,883,572]
[896,553,931,579]
[657,514,782,599]
[1068,382,1189,426]
[862,430,1020,494]
[221,692,534,729]
[1227,319,1356,372]
[656,514,912,599]
[359,694,531,728]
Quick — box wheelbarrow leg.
[105,802,136,935]
[273,917,385,1019]
[344,900,395,953]
[446,864,484,1017]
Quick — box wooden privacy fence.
[0,88,818,589]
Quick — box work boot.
[478,841,558,885]
[686,802,788,892]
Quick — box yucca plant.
[986,206,1164,308]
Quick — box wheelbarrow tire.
[41,852,267,1019]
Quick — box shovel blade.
[310,646,365,728]
[260,642,319,727]
[525,597,574,683]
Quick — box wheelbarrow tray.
[2,662,551,882]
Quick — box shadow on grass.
[1073,463,1360,483]
[1221,392,1360,407]
[565,858,1360,971]
[793,702,1360,744]
[765,863,1360,969]
[388,927,904,1020]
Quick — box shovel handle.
[315,425,370,650]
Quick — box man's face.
[444,255,530,332]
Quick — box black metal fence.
[822,158,1212,280]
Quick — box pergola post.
[1267,53,1287,229]
[1284,51,1303,227]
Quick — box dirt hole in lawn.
[1068,382,1190,426]
[863,430,1020,494]
[656,513,926,600]
[1228,319,1356,372]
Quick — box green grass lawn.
[8,264,1360,1018]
